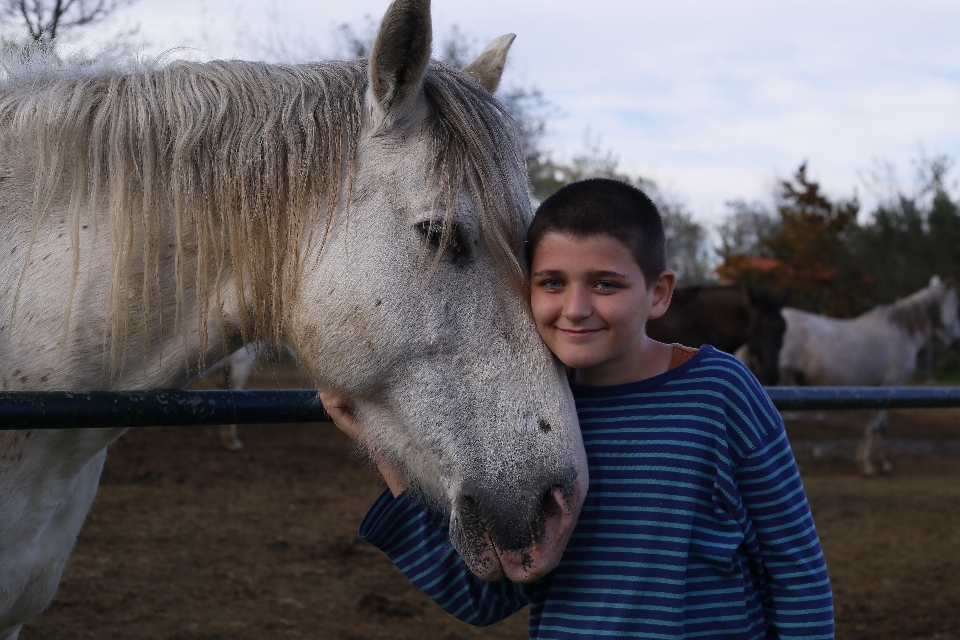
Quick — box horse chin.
[456,531,506,582]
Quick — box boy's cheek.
[529,302,555,340]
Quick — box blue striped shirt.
[359,346,834,638]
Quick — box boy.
[322,179,834,639]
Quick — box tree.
[716,199,780,259]
[716,163,868,316]
[0,0,133,50]
[851,155,960,302]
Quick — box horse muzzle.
[448,471,587,583]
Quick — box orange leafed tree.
[716,164,872,317]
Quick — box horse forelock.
[421,62,530,299]
[2,56,530,375]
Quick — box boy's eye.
[540,278,564,290]
[595,281,620,292]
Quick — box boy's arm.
[725,374,835,639]
[359,489,531,626]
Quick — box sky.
[60,0,960,224]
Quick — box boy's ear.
[648,269,677,321]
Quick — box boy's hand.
[319,389,408,497]
[319,389,363,441]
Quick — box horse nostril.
[458,494,486,531]
[537,418,551,433]
[540,487,560,520]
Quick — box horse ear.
[463,34,516,93]
[369,0,432,112]
[930,274,943,288]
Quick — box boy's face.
[530,231,673,381]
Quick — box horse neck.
[874,285,943,345]
[701,287,757,344]
[24,61,365,379]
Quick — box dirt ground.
[19,363,960,640]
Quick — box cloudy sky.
[66,0,960,222]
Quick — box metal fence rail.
[2,387,960,430]
[764,386,960,411]
[0,390,330,430]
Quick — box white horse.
[0,2,590,637]
[207,342,265,451]
[779,276,960,474]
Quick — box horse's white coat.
[779,276,960,473]
[0,1,588,635]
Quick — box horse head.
[286,0,587,583]
[931,276,960,347]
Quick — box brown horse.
[648,285,786,385]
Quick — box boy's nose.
[562,286,592,321]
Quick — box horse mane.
[1,56,528,375]
[865,281,946,337]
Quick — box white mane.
[864,278,951,337]
[0,56,529,372]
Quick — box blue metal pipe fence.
[0,390,329,430]
[2,387,960,430]
[764,386,960,411]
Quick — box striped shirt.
[359,345,834,638]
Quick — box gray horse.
[779,276,960,474]
[0,2,588,637]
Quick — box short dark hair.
[527,179,666,287]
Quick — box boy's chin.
[550,342,615,372]
[558,356,604,378]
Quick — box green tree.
[852,155,960,302]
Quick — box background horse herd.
[655,276,960,474]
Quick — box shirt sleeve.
[723,367,835,639]
[358,489,531,626]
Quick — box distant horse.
[647,284,787,385]
[0,2,589,636]
[209,342,264,451]
[779,276,960,475]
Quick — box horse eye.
[416,221,468,264]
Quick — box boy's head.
[526,179,676,385]
[527,178,666,288]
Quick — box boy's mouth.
[557,327,602,339]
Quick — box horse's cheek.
[289,262,418,394]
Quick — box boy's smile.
[530,232,676,386]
